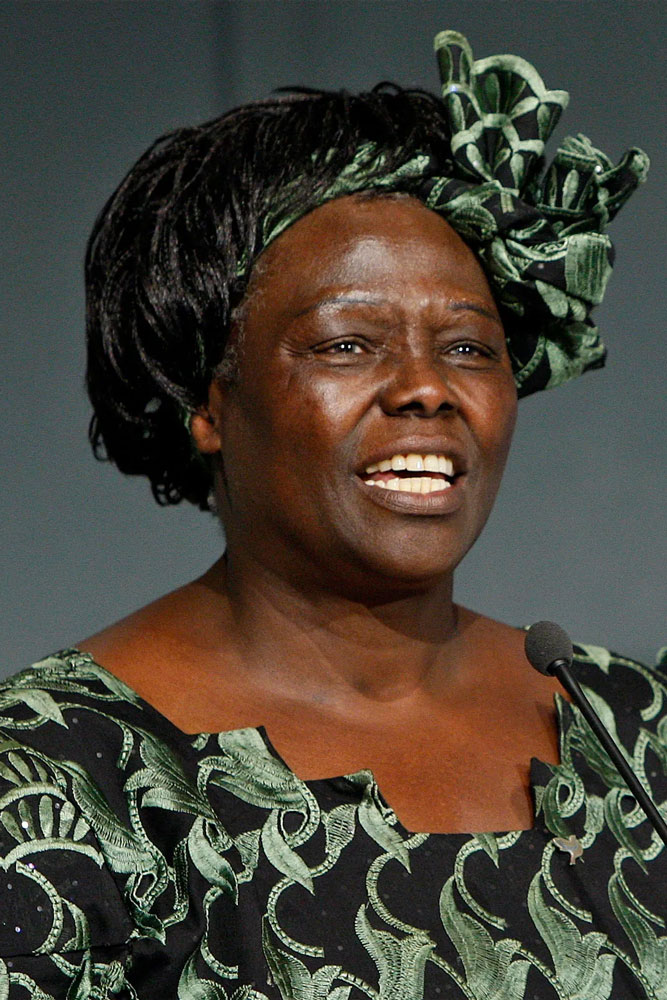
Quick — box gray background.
[1,0,665,680]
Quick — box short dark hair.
[85,86,457,510]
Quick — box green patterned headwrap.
[246,31,649,397]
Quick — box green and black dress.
[0,645,665,998]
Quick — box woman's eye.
[319,340,365,355]
[447,342,493,359]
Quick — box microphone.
[525,621,667,847]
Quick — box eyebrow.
[294,295,501,325]
[448,301,501,324]
[294,295,383,318]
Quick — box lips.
[356,448,467,512]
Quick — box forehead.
[241,194,497,324]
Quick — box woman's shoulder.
[0,647,152,753]
[0,648,195,813]
[0,647,193,866]
[72,568,241,733]
[0,648,177,856]
[0,651,142,979]
[0,648,232,984]
[565,640,667,747]
[570,639,667,700]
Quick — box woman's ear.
[189,381,226,455]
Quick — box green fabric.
[248,31,649,397]
[0,645,666,997]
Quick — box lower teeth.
[364,477,450,494]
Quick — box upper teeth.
[364,454,454,477]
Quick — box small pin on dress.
[553,834,584,865]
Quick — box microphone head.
[525,621,574,676]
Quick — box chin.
[341,546,464,599]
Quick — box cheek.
[489,416,517,484]
[493,394,518,453]
[284,374,374,463]
[468,382,518,470]
[224,372,367,495]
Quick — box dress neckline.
[252,722,552,839]
[61,647,563,839]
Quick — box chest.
[259,707,560,835]
[109,644,563,834]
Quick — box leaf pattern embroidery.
[0,645,664,998]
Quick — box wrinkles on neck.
[203,549,460,707]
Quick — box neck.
[202,551,462,707]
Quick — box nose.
[378,348,458,418]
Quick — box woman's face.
[202,194,518,597]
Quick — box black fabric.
[0,646,665,997]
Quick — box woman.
[1,30,663,999]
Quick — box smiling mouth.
[361,453,457,494]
